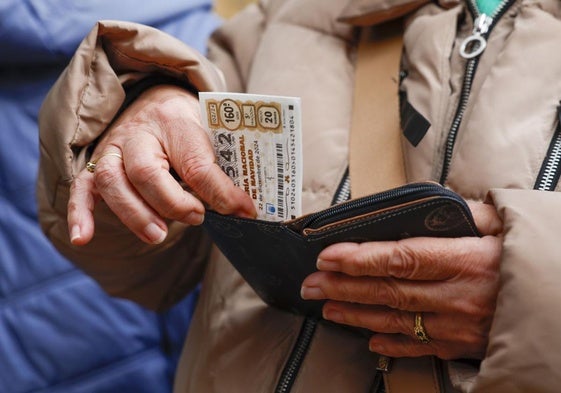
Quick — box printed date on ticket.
[199,92,302,221]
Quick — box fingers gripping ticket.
[67,85,257,246]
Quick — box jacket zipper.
[275,318,318,393]
[534,105,561,191]
[274,171,351,393]
[439,0,515,184]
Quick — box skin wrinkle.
[309,229,500,358]
[149,91,243,216]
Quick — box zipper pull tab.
[460,14,493,59]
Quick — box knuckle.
[454,293,496,324]
[93,165,121,190]
[127,161,161,187]
[116,205,145,228]
[159,198,188,220]
[70,175,87,195]
[181,157,213,186]
[384,311,407,333]
[337,281,355,302]
[151,96,188,124]
[387,242,418,279]
[462,331,485,349]
[353,245,376,276]
[345,310,367,327]
[183,161,238,212]
[67,199,80,215]
[161,194,201,222]
[212,192,241,213]
[371,279,404,308]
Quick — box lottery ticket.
[199,92,302,221]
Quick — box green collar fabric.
[475,0,503,15]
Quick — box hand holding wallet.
[203,182,479,318]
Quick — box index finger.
[316,235,501,280]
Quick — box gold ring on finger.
[86,152,123,173]
[413,312,431,344]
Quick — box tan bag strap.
[350,24,445,393]
[382,356,442,393]
[349,24,406,199]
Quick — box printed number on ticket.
[199,92,302,221]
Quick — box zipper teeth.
[491,0,512,19]
[537,128,561,191]
[440,0,515,184]
[275,318,318,393]
[440,59,477,183]
[334,173,351,204]
[468,0,510,19]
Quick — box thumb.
[467,200,503,236]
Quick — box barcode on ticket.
[199,92,302,221]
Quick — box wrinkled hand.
[69,85,256,245]
[301,201,503,360]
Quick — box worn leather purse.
[204,182,478,317]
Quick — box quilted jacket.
[38,0,561,392]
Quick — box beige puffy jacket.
[38,0,561,392]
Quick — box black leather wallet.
[203,182,479,318]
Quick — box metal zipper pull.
[460,14,493,59]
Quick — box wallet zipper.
[301,182,467,230]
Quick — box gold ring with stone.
[86,153,123,173]
[414,312,431,344]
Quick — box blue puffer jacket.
[0,2,220,392]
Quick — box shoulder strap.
[350,23,450,393]
[349,23,405,199]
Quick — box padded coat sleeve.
[470,188,561,392]
[37,8,267,310]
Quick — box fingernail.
[187,212,205,225]
[145,223,167,244]
[323,309,344,323]
[300,286,325,300]
[369,341,384,353]
[317,259,340,271]
[70,225,81,243]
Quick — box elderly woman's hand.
[301,201,503,360]
[68,85,256,246]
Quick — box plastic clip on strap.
[350,24,449,393]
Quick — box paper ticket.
[199,92,302,221]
